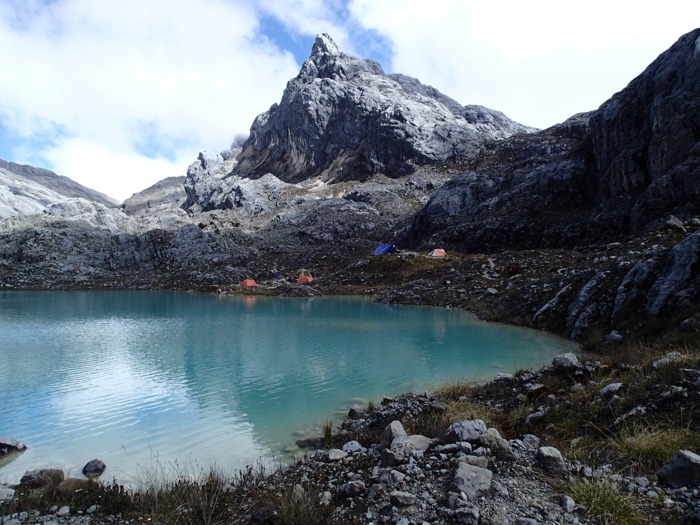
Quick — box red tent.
[428,249,447,257]
[297,276,312,284]
[240,279,257,287]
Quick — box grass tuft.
[567,480,643,525]
[322,420,333,448]
[610,425,700,472]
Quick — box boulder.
[604,330,624,344]
[445,420,487,443]
[390,434,434,458]
[478,428,515,459]
[389,490,416,507]
[82,459,106,478]
[327,449,347,461]
[552,353,580,369]
[536,446,567,476]
[448,463,492,499]
[525,411,545,426]
[458,455,489,469]
[657,450,700,488]
[665,215,686,232]
[296,436,325,449]
[20,469,64,487]
[598,382,625,398]
[0,484,15,503]
[380,420,407,450]
[0,436,27,456]
[341,440,365,454]
[338,480,365,498]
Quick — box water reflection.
[0,291,576,483]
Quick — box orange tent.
[428,249,447,257]
[240,279,257,287]
[297,269,313,284]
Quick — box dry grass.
[435,379,472,401]
[610,425,700,472]
[567,480,644,525]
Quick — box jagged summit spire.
[311,33,340,57]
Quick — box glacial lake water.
[0,291,577,483]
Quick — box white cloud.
[349,0,700,129]
[43,138,194,202]
[1,0,698,201]
[0,0,300,201]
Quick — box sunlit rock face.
[233,33,533,185]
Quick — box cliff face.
[232,34,533,185]
[406,29,700,252]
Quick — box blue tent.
[373,244,397,255]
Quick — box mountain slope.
[0,159,119,219]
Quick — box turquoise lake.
[0,291,577,483]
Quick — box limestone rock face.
[121,177,190,231]
[233,34,532,185]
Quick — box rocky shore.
[2,345,700,524]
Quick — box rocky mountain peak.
[226,34,533,189]
[311,33,340,57]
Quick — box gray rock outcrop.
[657,450,700,488]
[406,29,700,252]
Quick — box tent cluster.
[373,244,446,257]
[239,268,314,287]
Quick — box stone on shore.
[0,436,27,456]
[479,428,515,459]
[20,469,64,487]
[328,449,347,461]
[57,506,70,517]
[82,459,106,478]
[448,463,492,499]
[552,353,579,369]
[536,446,567,476]
[657,450,700,488]
[390,490,416,507]
[445,419,487,443]
[598,382,624,398]
[380,420,407,449]
[0,484,15,503]
[296,436,325,449]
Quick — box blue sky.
[0,0,698,201]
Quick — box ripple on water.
[0,291,576,483]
